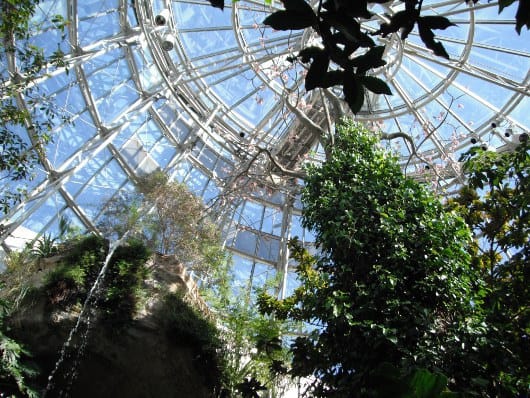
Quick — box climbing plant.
[258,120,487,396]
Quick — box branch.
[322,88,346,119]
[284,94,326,143]
[258,147,306,179]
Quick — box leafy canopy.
[0,0,70,214]
[446,143,530,396]
[208,0,529,113]
[259,120,484,396]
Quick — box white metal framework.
[0,0,529,295]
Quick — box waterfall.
[43,231,132,397]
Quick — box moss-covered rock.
[4,236,226,397]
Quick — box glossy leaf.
[409,369,448,398]
[259,121,485,396]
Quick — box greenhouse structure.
[0,0,528,396]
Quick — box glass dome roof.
[1,0,529,295]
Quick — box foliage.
[98,171,227,285]
[98,238,151,328]
[364,362,459,398]
[209,0,528,114]
[30,233,58,258]
[447,143,530,397]
[201,260,293,397]
[0,247,38,306]
[218,297,293,397]
[0,285,38,397]
[43,235,151,328]
[0,0,70,214]
[259,120,484,396]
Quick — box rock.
[7,252,222,398]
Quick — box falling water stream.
[43,231,132,397]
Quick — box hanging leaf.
[208,0,224,10]
[515,0,530,33]
[351,45,387,74]
[374,9,418,37]
[305,52,330,90]
[263,10,316,30]
[408,368,449,398]
[321,70,344,88]
[298,46,326,63]
[498,0,517,12]
[417,22,450,59]
[343,72,364,113]
[336,0,372,19]
[360,76,392,95]
[322,12,362,44]
[419,16,456,30]
[282,0,315,14]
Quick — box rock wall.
[7,252,221,398]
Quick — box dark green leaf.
[419,16,456,30]
[351,46,387,74]
[360,76,392,95]
[305,53,330,90]
[418,23,450,59]
[343,73,364,113]
[263,10,316,30]
[515,0,530,33]
[409,368,448,398]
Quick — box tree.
[202,266,295,398]
[258,120,486,396]
[447,143,530,396]
[98,171,228,286]
[209,0,529,114]
[0,1,69,214]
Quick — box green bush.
[98,238,150,329]
[42,235,150,328]
[44,265,83,307]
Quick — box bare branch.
[284,94,326,142]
